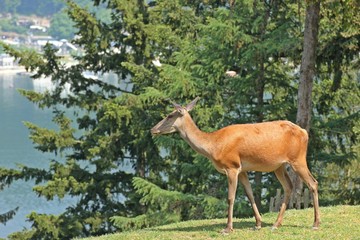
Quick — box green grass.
[81,205,360,240]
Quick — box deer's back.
[209,120,308,172]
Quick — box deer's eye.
[167,115,173,119]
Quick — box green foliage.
[23,113,77,154]
[320,159,360,205]
[111,177,227,231]
[111,212,181,231]
[309,0,360,205]
[0,0,359,238]
[0,43,47,74]
[8,212,84,240]
[0,18,27,34]
[0,207,19,226]
[0,0,20,14]
[49,10,77,40]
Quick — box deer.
[151,97,320,234]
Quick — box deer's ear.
[185,97,200,111]
[173,103,182,110]
[168,98,182,110]
[175,106,186,115]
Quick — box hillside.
[80,205,359,240]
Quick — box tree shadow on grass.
[153,219,274,232]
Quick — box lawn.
[80,205,360,240]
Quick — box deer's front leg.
[221,168,239,234]
[238,172,262,229]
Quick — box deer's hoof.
[253,226,261,231]
[221,227,233,235]
[312,226,319,231]
[271,226,278,232]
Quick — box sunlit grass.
[80,205,360,240]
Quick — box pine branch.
[0,207,19,225]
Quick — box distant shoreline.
[0,67,29,75]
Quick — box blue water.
[0,73,76,237]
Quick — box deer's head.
[151,97,200,136]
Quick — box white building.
[0,54,16,68]
[0,54,25,73]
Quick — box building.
[0,54,25,73]
[0,54,16,68]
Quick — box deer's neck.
[176,115,213,158]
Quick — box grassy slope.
[82,205,360,240]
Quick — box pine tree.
[1,0,167,238]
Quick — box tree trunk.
[289,1,320,208]
[254,58,265,210]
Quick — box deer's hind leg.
[272,164,293,229]
[291,163,320,229]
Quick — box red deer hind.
[151,97,320,233]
